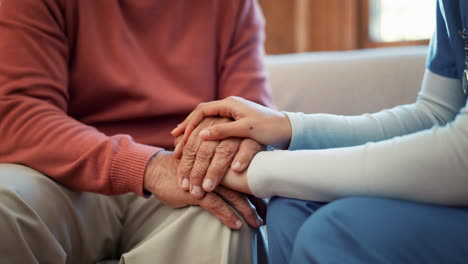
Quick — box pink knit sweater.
[0,0,272,196]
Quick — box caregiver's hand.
[221,167,252,195]
[171,96,292,149]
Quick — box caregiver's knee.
[297,197,378,235]
[293,197,392,254]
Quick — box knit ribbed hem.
[110,141,161,197]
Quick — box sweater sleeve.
[217,0,274,108]
[0,0,159,196]
[248,70,468,206]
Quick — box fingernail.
[232,161,242,170]
[202,178,213,191]
[181,178,189,189]
[199,129,210,138]
[191,185,203,196]
[234,220,243,229]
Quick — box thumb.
[199,121,251,140]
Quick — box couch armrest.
[265,46,428,115]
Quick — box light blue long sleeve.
[286,70,465,150]
[248,70,468,205]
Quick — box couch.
[266,45,428,115]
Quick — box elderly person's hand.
[144,150,264,229]
[173,117,264,199]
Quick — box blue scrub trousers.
[267,196,468,264]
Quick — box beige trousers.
[0,164,266,264]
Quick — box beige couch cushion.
[265,46,428,115]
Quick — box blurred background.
[258,0,436,54]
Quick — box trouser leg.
[118,194,265,264]
[266,196,325,264]
[0,164,124,264]
[290,197,468,264]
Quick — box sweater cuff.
[110,142,161,197]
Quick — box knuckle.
[197,145,214,160]
[183,143,198,156]
[220,188,241,201]
[189,167,206,181]
[227,96,240,103]
[207,160,225,176]
[205,196,227,213]
[226,96,236,103]
[203,193,218,205]
[195,102,205,110]
[216,144,236,157]
[178,158,195,174]
[177,165,191,178]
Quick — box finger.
[174,134,184,148]
[189,140,219,199]
[202,138,241,192]
[198,120,252,141]
[182,99,239,141]
[171,105,207,138]
[178,101,224,142]
[182,122,197,144]
[215,186,262,228]
[185,100,230,128]
[171,104,209,138]
[199,192,243,230]
[230,139,262,172]
[173,140,184,159]
[178,122,208,191]
[247,195,267,224]
[171,123,185,137]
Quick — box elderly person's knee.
[0,164,72,223]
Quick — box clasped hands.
[144,97,292,230]
[144,116,266,230]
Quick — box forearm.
[0,96,160,195]
[248,106,468,206]
[286,70,465,150]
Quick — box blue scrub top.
[426,0,467,80]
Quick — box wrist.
[272,112,292,149]
[144,150,174,193]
